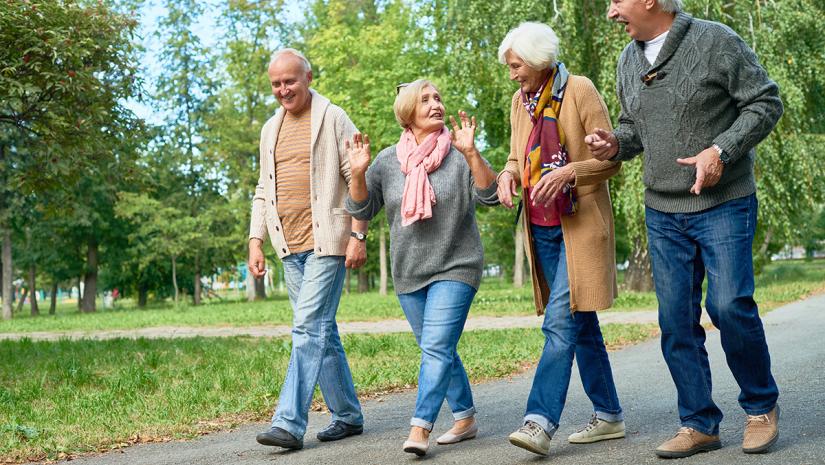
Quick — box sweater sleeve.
[569,77,621,186]
[473,156,500,206]
[711,29,783,164]
[336,108,358,186]
[345,151,385,221]
[249,122,269,242]
[498,92,523,183]
[612,52,645,162]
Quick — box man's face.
[505,50,548,94]
[607,0,656,41]
[268,55,312,115]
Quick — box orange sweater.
[501,75,620,314]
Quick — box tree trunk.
[344,269,350,294]
[625,237,654,292]
[171,255,179,304]
[379,224,388,296]
[28,264,38,316]
[254,276,266,299]
[138,282,148,307]
[513,225,525,288]
[1,229,11,320]
[49,281,58,315]
[244,272,267,301]
[81,237,98,312]
[193,256,201,306]
[77,276,83,311]
[357,269,369,293]
[15,288,27,314]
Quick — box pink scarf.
[396,126,452,226]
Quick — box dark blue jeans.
[646,194,778,436]
[524,225,623,435]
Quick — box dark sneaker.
[316,420,364,442]
[743,405,779,453]
[655,427,721,459]
[256,426,303,449]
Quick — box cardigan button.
[275,226,280,232]
[282,248,286,253]
[269,174,273,179]
[271,200,274,206]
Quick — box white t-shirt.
[644,31,669,66]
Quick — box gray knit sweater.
[613,12,783,213]
[345,145,499,294]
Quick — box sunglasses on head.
[396,82,410,95]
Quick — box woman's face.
[505,50,547,94]
[410,85,445,135]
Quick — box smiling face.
[268,54,312,115]
[410,85,445,136]
[505,50,549,94]
[607,0,658,41]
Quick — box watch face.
[352,232,366,240]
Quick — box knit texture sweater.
[612,12,783,213]
[346,145,499,295]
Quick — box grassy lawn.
[1,260,823,333]
[0,323,656,463]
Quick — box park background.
[1,0,824,462]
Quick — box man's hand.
[531,165,575,207]
[497,171,519,209]
[584,128,619,161]
[345,237,366,269]
[677,147,725,195]
[248,238,266,279]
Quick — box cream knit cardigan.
[249,89,357,258]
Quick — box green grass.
[1,259,823,333]
[0,324,656,463]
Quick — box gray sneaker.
[568,414,626,444]
[509,421,551,456]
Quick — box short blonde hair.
[393,79,440,129]
[498,22,560,70]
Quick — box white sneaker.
[567,414,625,444]
[509,421,551,456]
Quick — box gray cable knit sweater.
[345,145,499,294]
[612,12,783,213]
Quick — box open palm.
[449,110,477,155]
[346,133,371,176]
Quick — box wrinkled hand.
[676,147,725,195]
[531,166,575,207]
[248,239,266,279]
[345,237,366,269]
[346,133,371,177]
[449,110,477,156]
[497,171,519,209]
[584,128,618,161]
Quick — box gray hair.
[498,22,560,70]
[270,48,311,72]
[657,0,683,13]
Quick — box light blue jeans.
[271,251,363,439]
[524,225,623,435]
[397,280,477,431]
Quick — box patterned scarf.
[522,62,576,216]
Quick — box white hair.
[270,48,311,72]
[498,22,560,70]
[658,0,683,13]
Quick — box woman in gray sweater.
[345,79,498,456]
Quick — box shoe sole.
[403,445,427,456]
[568,430,626,444]
[255,437,303,449]
[742,432,778,454]
[509,436,549,456]
[316,429,363,442]
[655,440,721,459]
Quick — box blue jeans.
[271,251,363,439]
[397,281,477,431]
[646,194,778,436]
[524,225,623,435]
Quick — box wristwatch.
[712,144,728,164]
[351,231,367,241]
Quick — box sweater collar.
[633,12,693,71]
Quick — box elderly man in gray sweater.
[586,0,783,459]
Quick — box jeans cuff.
[331,413,364,427]
[270,419,304,440]
[595,410,624,423]
[523,414,557,437]
[681,421,717,437]
[410,417,434,431]
[453,406,476,421]
[743,404,777,416]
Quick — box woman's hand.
[346,133,371,177]
[449,110,478,157]
[497,171,519,209]
[531,165,576,207]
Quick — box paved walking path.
[48,294,824,465]
[1,309,701,342]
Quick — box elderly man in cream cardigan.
[248,48,369,451]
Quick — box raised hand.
[676,147,724,195]
[449,110,477,156]
[584,128,619,161]
[346,133,371,177]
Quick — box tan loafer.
[403,438,429,456]
[654,427,721,459]
[436,420,478,444]
[743,405,779,453]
